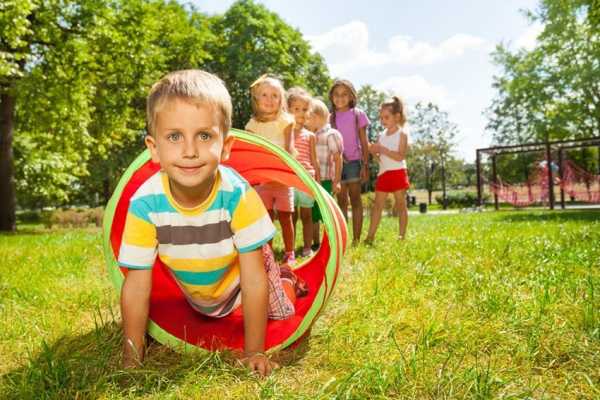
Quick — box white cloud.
[515,24,543,50]
[307,21,487,75]
[376,75,453,109]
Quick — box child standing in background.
[329,79,370,245]
[307,99,343,251]
[365,96,410,243]
[287,87,320,257]
[245,75,297,264]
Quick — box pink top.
[330,108,369,162]
[293,128,316,177]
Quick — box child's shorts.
[312,180,333,222]
[341,160,362,183]
[186,245,295,320]
[375,169,410,192]
[294,189,314,208]
[255,182,294,213]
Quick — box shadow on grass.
[497,209,600,223]
[0,322,183,399]
[0,320,313,399]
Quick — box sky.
[191,0,542,162]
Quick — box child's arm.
[121,269,153,368]
[358,126,370,182]
[332,151,342,194]
[284,123,297,156]
[238,248,275,377]
[375,132,408,161]
[309,134,320,182]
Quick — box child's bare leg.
[348,182,363,244]
[393,190,408,239]
[336,183,349,221]
[312,222,320,247]
[292,208,299,245]
[278,211,295,254]
[300,207,313,252]
[365,191,387,243]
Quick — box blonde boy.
[307,99,343,249]
[119,70,296,376]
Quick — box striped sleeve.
[230,187,276,253]
[118,199,158,270]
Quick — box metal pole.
[558,148,565,209]
[492,154,498,210]
[546,140,555,210]
[476,151,482,207]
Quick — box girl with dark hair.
[328,79,370,245]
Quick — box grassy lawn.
[1,210,599,399]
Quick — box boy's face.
[145,98,234,206]
[331,86,352,111]
[307,111,327,132]
[255,83,281,117]
[289,99,310,129]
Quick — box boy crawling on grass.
[118,69,306,377]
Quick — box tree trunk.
[0,93,16,232]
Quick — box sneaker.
[301,248,314,258]
[282,252,296,266]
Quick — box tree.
[409,102,459,206]
[206,0,331,128]
[72,1,213,206]
[1,0,103,229]
[486,0,600,147]
[357,84,387,190]
[1,0,214,224]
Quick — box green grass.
[1,210,599,399]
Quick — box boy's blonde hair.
[381,96,407,126]
[310,98,330,119]
[249,74,287,119]
[286,87,312,108]
[147,69,232,136]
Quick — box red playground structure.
[476,137,600,210]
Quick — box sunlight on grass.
[1,211,599,399]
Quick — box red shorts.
[375,169,410,192]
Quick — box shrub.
[45,207,104,228]
[435,191,489,208]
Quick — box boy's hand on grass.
[240,352,279,377]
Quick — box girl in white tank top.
[365,96,410,243]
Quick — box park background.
[1,0,599,398]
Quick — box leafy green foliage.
[2,0,330,215]
[434,191,489,208]
[358,84,387,190]
[206,0,331,128]
[408,102,462,202]
[487,0,600,145]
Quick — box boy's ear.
[145,135,160,164]
[220,134,235,162]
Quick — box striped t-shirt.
[118,165,276,317]
[293,128,316,177]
